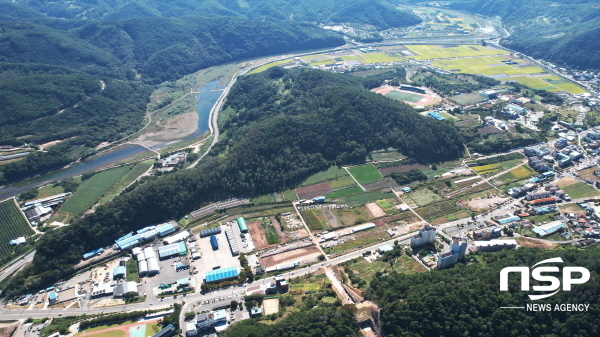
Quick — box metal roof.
[204,267,239,283]
[237,217,248,232]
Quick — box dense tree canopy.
[368,248,600,337]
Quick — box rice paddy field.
[301,52,402,65]
[413,48,588,94]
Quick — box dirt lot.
[464,194,511,212]
[395,222,426,236]
[260,246,321,267]
[516,237,558,249]
[248,220,270,250]
[556,177,579,187]
[333,206,374,227]
[271,216,288,243]
[263,298,280,316]
[365,202,386,218]
[296,182,333,200]
[577,167,600,182]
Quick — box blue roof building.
[48,292,58,302]
[156,223,176,237]
[113,266,126,279]
[497,216,520,224]
[83,248,104,260]
[428,112,446,121]
[204,267,239,283]
[532,221,566,237]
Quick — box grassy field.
[561,182,600,199]
[0,199,34,256]
[126,258,140,282]
[251,193,276,205]
[348,164,382,184]
[405,45,506,60]
[384,90,424,103]
[495,165,535,184]
[371,150,405,162]
[344,255,426,286]
[408,188,444,207]
[259,217,280,244]
[328,176,357,189]
[301,210,331,231]
[36,184,65,199]
[280,189,297,201]
[145,323,161,337]
[300,166,349,186]
[248,59,293,74]
[98,160,154,203]
[332,206,375,227]
[360,53,402,64]
[344,191,395,207]
[326,186,363,199]
[60,166,131,215]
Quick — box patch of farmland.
[60,166,131,215]
[332,206,375,227]
[348,164,382,184]
[326,186,363,199]
[362,177,399,192]
[300,209,331,231]
[407,189,443,207]
[296,182,333,200]
[0,199,34,257]
[343,191,396,207]
[300,166,349,187]
[98,160,154,203]
[561,182,600,199]
[379,163,428,175]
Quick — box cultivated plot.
[0,199,34,256]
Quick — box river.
[0,80,226,201]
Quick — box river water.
[0,80,225,200]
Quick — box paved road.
[0,251,35,283]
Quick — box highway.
[0,251,35,284]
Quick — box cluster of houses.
[525,144,582,170]
[501,103,529,119]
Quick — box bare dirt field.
[516,237,558,249]
[365,202,386,218]
[261,246,321,267]
[271,216,288,243]
[464,195,511,212]
[296,182,333,200]
[577,167,600,182]
[556,177,579,188]
[248,220,269,250]
[263,298,280,316]
[136,111,199,148]
[380,164,428,175]
[395,222,426,235]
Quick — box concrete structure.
[437,237,467,270]
[411,224,437,248]
[474,240,518,252]
[186,322,198,336]
[195,310,227,331]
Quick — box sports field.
[348,164,383,184]
[404,45,507,60]
[385,90,424,103]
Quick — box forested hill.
[2,68,464,298]
[10,0,421,29]
[0,15,343,183]
[450,0,600,70]
[368,248,600,337]
[0,17,345,83]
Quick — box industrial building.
[23,193,71,209]
[24,204,52,223]
[138,260,148,277]
[474,240,518,252]
[411,225,437,248]
[437,237,467,270]
[204,267,240,283]
[163,231,190,245]
[265,261,299,273]
[48,292,58,303]
[532,221,567,237]
[156,222,177,237]
[195,310,227,331]
[158,242,187,260]
[199,226,221,238]
[352,223,376,233]
[225,228,239,256]
[114,281,138,297]
[113,266,126,279]
[237,217,248,233]
[428,111,446,121]
[144,246,157,260]
[210,235,219,250]
[496,216,521,224]
[527,197,556,206]
[147,257,160,275]
[526,191,552,201]
[114,234,142,250]
[82,248,104,260]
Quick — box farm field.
[300,166,349,187]
[98,160,154,203]
[343,191,396,207]
[494,165,536,184]
[471,159,524,177]
[248,59,293,74]
[280,189,297,201]
[360,53,403,64]
[343,254,426,286]
[429,52,587,94]
[326,186,363,199]
[561,182,600,199]
[328,176,356,189]
[406,188,443,207]
[60,166,131,215]
[348,164,382,184]
[404,45,507,60]
[0,199,34,256]
[301,209,331,231]
[332,206,374,227]
[301,52,401,65]
[258,217,280,244]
